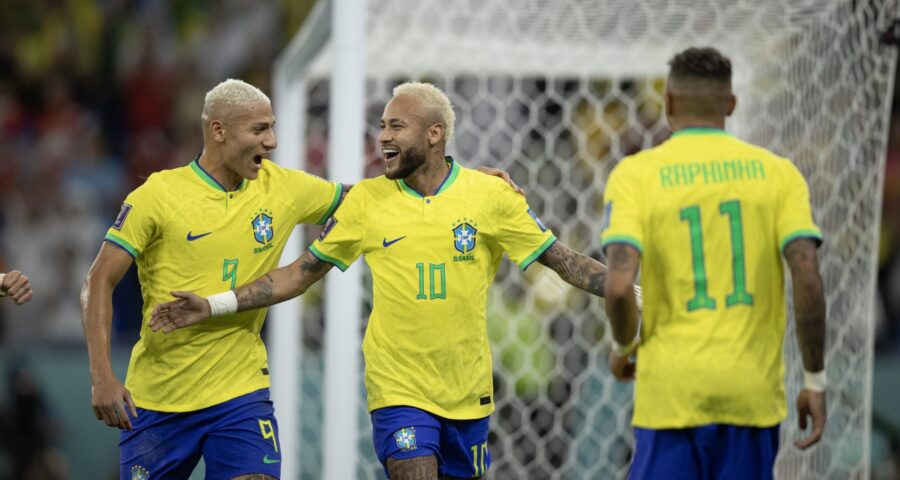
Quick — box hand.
[91,376,138,430]
[608,350,637,382]
[476,166,525,195]
[149,291,212,333]
[795,389,826,449]
[1,271,33,305]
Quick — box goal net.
[278,0,897,478]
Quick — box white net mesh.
[287,0,897,478]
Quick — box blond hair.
[202,79,270,124]
[392,82,455,144]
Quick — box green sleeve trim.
[316,183,344,225]
[601,235,644,255]
[780,229,823,252]
[309,244,350,272]
[519,235,557,271]
[104,233,139,258]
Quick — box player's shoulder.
[456,164,510,193]
[130,163,192,196]
[258,159,326,184]
[344,175,393,203]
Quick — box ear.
[725,94,736,117]
[210,120,227,143]
[664,91,675,117]
[428,123,444,146]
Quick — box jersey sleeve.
[600,158,644,255]
[283,167,344,225]
[308,184,366,271]
[494,185,557,270]
[104,175,167,258]
[776,160,823,252]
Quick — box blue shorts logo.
[394,427,417,451]
[252,209,274,245]
[130,465,150,480]
[453,223,477,254]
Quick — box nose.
[378,127,391,144]
[263,129,277,151]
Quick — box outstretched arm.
[784,238,827,449]
[536,241,607,297]
[603,243,641,381]
[149,250,334,332]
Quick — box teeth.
[383,148,399,155]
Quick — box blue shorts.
[371,406,491,479]
[120,388,281,479]
[630,424,780,480]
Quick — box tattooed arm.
[784,237,827,449]
[536,241,608,297]
[148,250,334,332]
[603,243,640,346]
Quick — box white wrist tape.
[0,273,6,297]
[613,335,640,356]
[207,291,238,317]
[803,369,827,393]
[633,284,643,311]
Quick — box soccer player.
[149,82,626,480]
[79,79,338,479]
[601,47,827,479]
[0,270,33,304]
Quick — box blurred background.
[0,0,897,479]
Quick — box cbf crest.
[452,218,477,262]
[130,465,150,480]
[394,427,417,451]
[251,208,275,254]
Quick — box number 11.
[680,199,754,311]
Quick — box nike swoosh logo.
[263,455,281,464]
[186,231,212,241]
[383,236,406,247]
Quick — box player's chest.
[165,197,296,257]
[367,199,494,262]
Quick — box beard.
[385,143,427,180]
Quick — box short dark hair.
[668,47,732,83]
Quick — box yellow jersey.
[600,128,822,428]
[105,157,341,411]
[309,158,556,419]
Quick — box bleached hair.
[392,82,455,144]
[202,79,270,123]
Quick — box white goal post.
[271,1,898,478]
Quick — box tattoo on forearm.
[785,239,826,371]
[236,279,274,310]
[386,456,438,480]
[299,255,327,273]
[538,242,608,297]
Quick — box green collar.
[190,156,248,192]
[398,156,460,198]
[671,127,732,138]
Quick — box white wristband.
[0,273,6,297]
[803,369,827,393]
[613,335,640,356]
[207,291,238,317]
[633,284,643,311]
